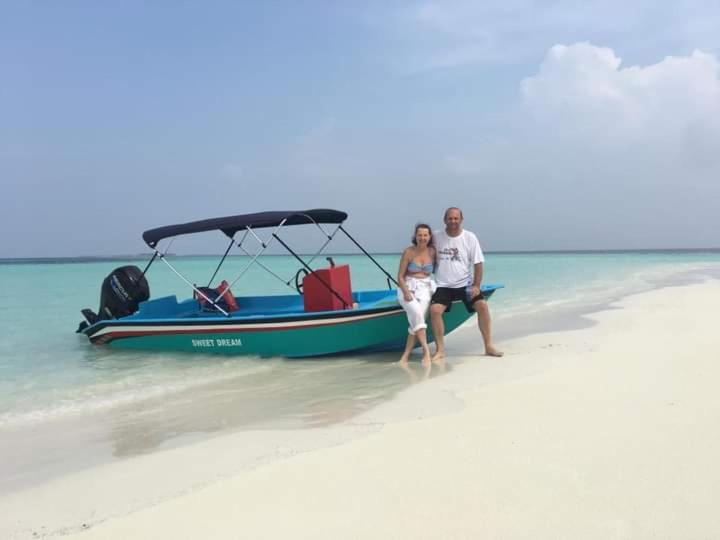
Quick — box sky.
[2,1,719,257]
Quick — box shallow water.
[1,251,719,491]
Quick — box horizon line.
[2,247,720,264]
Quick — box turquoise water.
[1,251,719,446]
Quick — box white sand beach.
[3,279,720,539]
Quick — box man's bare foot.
[485,346,504,357]
[431,351,445,363]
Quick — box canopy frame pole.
[283,223,342,286]
[339,225,399,288]
[127,251,160,302]
[118,250,161,315]
[221,220,288,293]
[137,212,398,313]
[138,252,158,281]
[234,239,297,292]
[272,233,349,309]
[304,214,332,238]
[207,236,236,287]
[229,218,342,292]
[154,249,229,316]
[304,223,342,266]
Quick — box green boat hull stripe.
[90,306,403,340]
[92,301,474,358]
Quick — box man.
[430,207,503,359]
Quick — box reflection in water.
[396,358,448,383]
[0,353,455,492]
[108,354,452,457]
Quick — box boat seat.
[134,296,201,319]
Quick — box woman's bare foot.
[485,346,504,357]
[421,353,431,366]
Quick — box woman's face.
[415,227,431,246]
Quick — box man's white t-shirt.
[433,229,484,288]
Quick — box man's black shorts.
[431,287,485,313]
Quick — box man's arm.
[470,232,484,292]
[472,262,483,289]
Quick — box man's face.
[444,209,463,233]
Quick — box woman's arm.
[397,248,414,301]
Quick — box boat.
[76,209,503,357]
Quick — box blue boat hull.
[81,286,503,358]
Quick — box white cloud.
[389,1,720,71]
[442,44,720,248]
[448,43,720,173]
[520,43,720,147]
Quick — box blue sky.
[2,1,719,256]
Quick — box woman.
[397,223,436,365]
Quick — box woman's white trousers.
[397,276,436,335]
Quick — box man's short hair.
[444,207,463,220]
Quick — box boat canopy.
[142,209,348,248]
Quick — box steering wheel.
[294,268,309,293]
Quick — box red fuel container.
[303,265,353,312]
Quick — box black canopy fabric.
[142,209,348,247]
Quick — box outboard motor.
[77,265,150,332]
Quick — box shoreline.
[3,264,716,496]
[1,275,719,538]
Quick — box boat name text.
[191,338,242,348]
